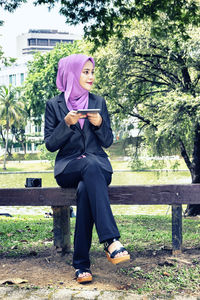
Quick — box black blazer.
[44,92,113,177]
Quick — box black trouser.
[56,156,120,269]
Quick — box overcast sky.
[0,1,83,57]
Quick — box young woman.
[44,54,130,284]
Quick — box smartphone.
[76,109,100,115]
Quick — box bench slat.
[0,188,76,206]
[0,184,200,206]
[109,184,200,205]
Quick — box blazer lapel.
[88,93,97,109]
[82,93,98,132]
[57,93,69,116]
[57,93,82,130]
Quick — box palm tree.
[0,85,26,170]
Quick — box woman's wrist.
[64,117,71,127]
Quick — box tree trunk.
[22,142,26,154]
[181,123,200,216]
[0,127,6,148]
[3,128,9,170]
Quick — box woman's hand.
[87,113,102,127]
[64,111,85,126]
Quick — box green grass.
[0,215,53,256]
[0,215,199,296]
[118,264,200,296]
[0,161,52,172]
[1,215,199,257]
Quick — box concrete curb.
[0,287,200,300]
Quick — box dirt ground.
[0,247,200,293]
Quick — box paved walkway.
[0,287,199,300]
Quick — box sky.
[0,1,83,57]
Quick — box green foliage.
[24,41,87,122]
[130,157,181,171]
[12,153,21,161]
[0,0,26,12]
[1,0,200,48]
[0,85,27,169]
[37,0,200,48]
[23,153,38,160]
[0,45,16,68]
[38,143,57,167]
[92,23,200,178]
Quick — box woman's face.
[79,60,95,91]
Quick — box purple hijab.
[56,54,95,128]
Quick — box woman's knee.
[83,159,111,185]
[83,159,101,176]
[77,181,87,198]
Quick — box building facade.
[16,29,78,56]
[0,57,28,87]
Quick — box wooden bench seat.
[0,184,200,255]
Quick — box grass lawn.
[0,160,52,172]
[0,214,199,296]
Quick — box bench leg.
[172,205,182,255]
[52,206,71,254]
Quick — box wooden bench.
[0,185,200,255]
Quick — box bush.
[24,153,40,160]
[12,153,21,161]
[38,144,57,167]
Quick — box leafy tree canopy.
[0,46,16,67]
[24,41,87,123]
[92,22,200,180]
[0,85,26,168]
[1,0,200,47]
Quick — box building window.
[27,143,32,151]
[62,40,73,44]
[28,38,36,46]
[20,73,24,84]
[9,75,12,84]
[37,39,48,46]
[35,125,41,133]
[9,74,16,85]
[50,39,60,46]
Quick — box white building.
[0,56,29,87]
[0,29,80,155]
[16,29,79,57]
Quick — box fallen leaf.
[163,271,170,277]
[11,245,18,250]
[0,278,28,285]
[7,233,13,237]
